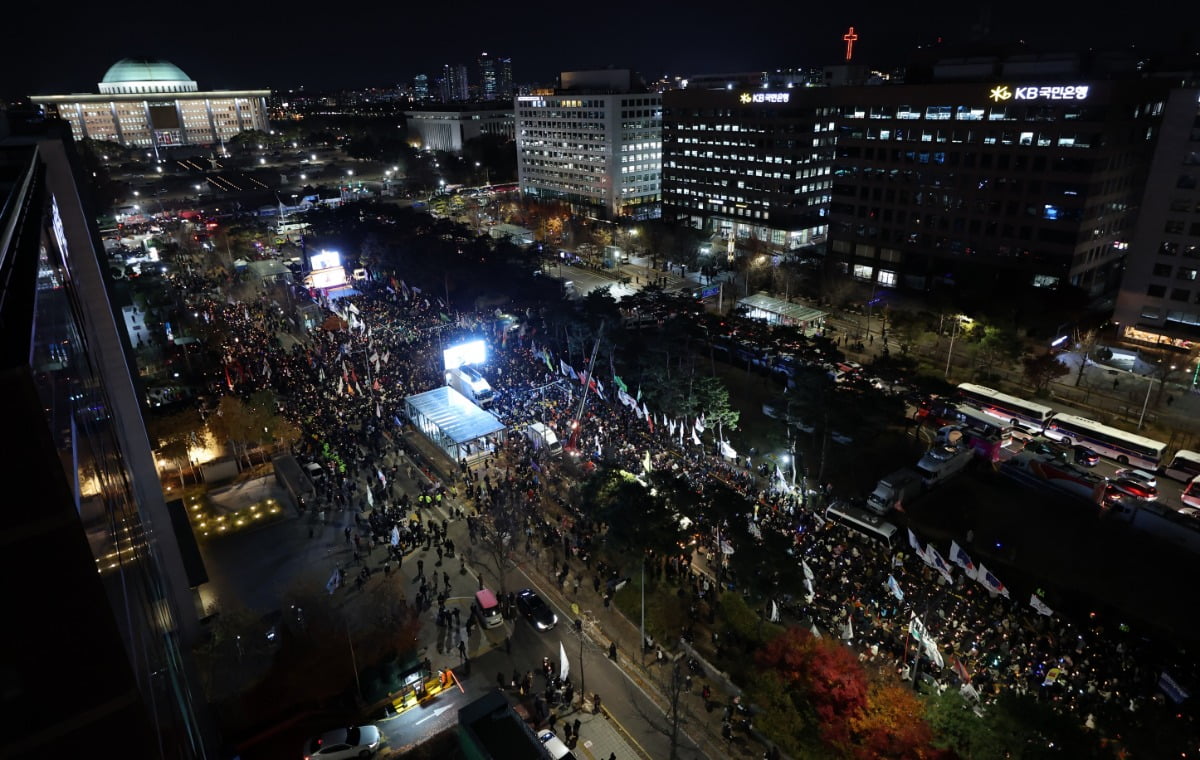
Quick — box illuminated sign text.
[989,84,1090,103]
[739,92,790,104]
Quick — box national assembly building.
[30,57,270,154]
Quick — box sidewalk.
[508,541,766,759]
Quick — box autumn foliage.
[754,626,934,758]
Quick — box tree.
[1021,353,1069,395]
[847,682,933,760]
[1073,327,1100,387]
[972,323,1024,380]
[146,407,204,484]
[753,626,869,751]
[626,660,690,760]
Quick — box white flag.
[842,614,854,641]
[559,641,570,681]
[366,483,374,506]
[769,600,780,623]
[391,525,400,546]
[1030,593,1054,617]
[691,429,702,446]
[802,560,815,581]
[810,624,821,639]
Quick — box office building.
[440,63,470,103]
[661,85,837,251]
[478,53,513,102]
[0,118,210,756]
[404,105,514,153]
[30,57,270,154]
[516,69,661,219]
[825,69,1170,298]
[1113,86,1200,347]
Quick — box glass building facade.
[0,125,210,758]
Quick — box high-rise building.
[439,64,470,104]
[1113,85,1200,347]
[30,57,270,154]
[516,69,661,219]
[0,117,211,757]
[413,73,432,102]
[824,72,1169,298]
[661,85,836,251]
[478,53,513,102]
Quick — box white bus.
[1041,413,1167,470]
[825,501,899,547]
[1164,450,1200,483]
[956,383,1054,432]
[946,404,1015,443]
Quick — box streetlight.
[1137,364,1175,430]
[944,315,972,379]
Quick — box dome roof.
[101,58,191,84]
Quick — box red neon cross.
[843,26,859,61]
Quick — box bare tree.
[626,659,691,760]
[1074,327,1100,387]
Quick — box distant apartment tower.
[440,64,470,103]
[0,120,211,757]
[1113,85,1200,348]
[30,57,269,154]
[405,106,515,152]
[661,85,837,250]
[479,53,513,101]
[516,69,661,219]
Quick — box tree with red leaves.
[754,626,868,750]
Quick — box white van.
[474,588,504,629]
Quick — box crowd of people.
[198,274,1194,747]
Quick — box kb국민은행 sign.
[989,84,1090,103]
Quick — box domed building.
[31,58,269,152]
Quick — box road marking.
[414,705,453,724]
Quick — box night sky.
[6,1,1200,99]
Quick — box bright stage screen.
[310,249,342,270]
[443,339,486,370]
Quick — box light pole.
[1137,364,1174,430]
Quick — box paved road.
[196,441,697,758]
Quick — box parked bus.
[824,501,899,547]
[956,383,1054,432]
[1164,449,1200,482]
[946,404,1015,445]
[1041,413,1166,469]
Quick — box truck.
[446,366,494,408]
[524,422,563,456]
[915,444,973,487]
[866,468,924,514]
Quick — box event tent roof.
[405,386,505,444]
[737,292,827,324]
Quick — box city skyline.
[7,1,1200,100]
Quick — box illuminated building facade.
[404,106,515,153]
[0,118,210,757]
[30,57,269,153]
[478,53,513,102]
[825,77,1170,297]
[661,86,836,251]
[1111,86,1200,347]
[516,70,661,219]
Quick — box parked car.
[1072,446,1100,467]
[1113,468,1157,489]
[303,725,381,760]
[1023,438,1067,461]
[516,588,558,631]
[1109,477,1158,501]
